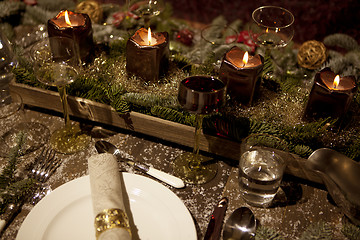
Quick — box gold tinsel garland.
[297,40,327,69]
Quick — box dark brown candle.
[47,10,94,62]
[304,68,357,119]
[126,28,169,82]
[219,46,264,105]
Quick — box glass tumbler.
[239,133,287,207]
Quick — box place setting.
[0,0,360,239]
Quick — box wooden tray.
[9,80,322,184]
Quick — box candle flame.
[148,27,152,45]
[64,10,72,26]
[243,51,249,66]
[266,28,269,33]
[333,75,340,88]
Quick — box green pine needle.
[151,105,195,126]
[299,221,333,240]
[323,33,360,51]
[0,132,26,190]
[255,226,284,240]
[342,221,360,240]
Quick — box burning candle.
[126,28,169,82]
[219,46,264,105]
[47,10,94,62]
[304,67,357,120]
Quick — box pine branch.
[23,5,57,25]
[282,118,334,147]
[255,226,284,240]
[0,1,25,21]
[151,105,195,126]
[249,119,280,136]
[323,33,360,51]
[342,221,360,240]
[299,221,333,240]
[0,132,26,190]
[292,144,314,158]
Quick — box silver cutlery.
[0,148,61,233]
[307,148,360,226]
[204,197,228,240]
[223,207,256,240]
[95,140,185,189]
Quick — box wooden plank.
[9,80,323,184]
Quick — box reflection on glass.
[174,76,226,184]
[249,6,294,79]
[127,0,164,27]
[31,37,91,154]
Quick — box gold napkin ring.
[94,208,131,238]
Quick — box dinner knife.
[95,140,185,189]
[203,197,228,240]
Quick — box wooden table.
[0,105,347,239]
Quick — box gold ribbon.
[94,208,131,239]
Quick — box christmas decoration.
[299,221,333,240]
[75,0,103,24]
[175,28,194,46]
[0,133,38,215]
[297,40,327,69]
[226,30,257,52]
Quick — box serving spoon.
[223,207,256,240]
[307,148,360,225]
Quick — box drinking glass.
[248,6,294,79]
[127,0,164,27]
[200,24,237,66]
[174,76,227,184]
[31,37,91,154]
[239,133,288,207]
[0,30,21,118]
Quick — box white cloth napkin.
[88,153,131,240]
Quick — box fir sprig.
[323,33,360,51]
[255,226,284,240]
[342,221,360,240]
[151,105,196,126]
[0,132,26,190]
[299,221,333,240]
[0,132,37,215]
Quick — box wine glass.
[31,36,91,154]
[127,0,164,27]
[0,30,22,118]
[200,24,238,66]
[174,76,227,184]
[249,6,294,79]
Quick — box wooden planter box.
[9,80,322,184]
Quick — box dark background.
[166,0,360,43]
[102,0,360,43]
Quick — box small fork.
[28,147,61,183]
[0,147,62,234]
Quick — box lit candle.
[126,28,169,82]
[304,67,357,120]
[47,10,94,62]
[219,46,264,105]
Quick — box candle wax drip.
[226,48,262,68]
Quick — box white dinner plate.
[16,173,197,240]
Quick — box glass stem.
[192,114,204,168]
[57,86,70,129]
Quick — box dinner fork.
[0,147,61,233]
[28,147,60,183]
